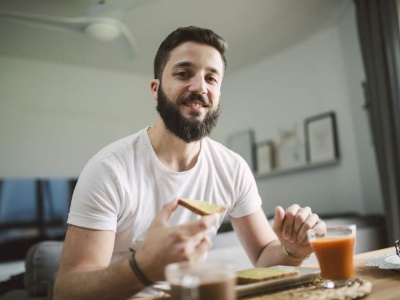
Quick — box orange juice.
[311,235,355,280]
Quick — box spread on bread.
[236,267,299,285]
[178,198,227,216]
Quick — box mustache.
[180,93,210,107]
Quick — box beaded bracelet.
[282,245,310,261]
[129,248,153,286]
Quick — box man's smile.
[182,100,208,108]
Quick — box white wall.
[211,3,383,216]
[0,58,154,177]
[0,4,383,216]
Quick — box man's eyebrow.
[173,61,221,76]
[173,61,193,69]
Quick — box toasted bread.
[236,267,299,285]
[178,198,227,216]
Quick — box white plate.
[384,255,400,265]
[154,266,320,298]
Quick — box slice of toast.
[178,198,227,216]
[236,267,299,285]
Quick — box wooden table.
[140,247,400,300]
[341,247,400,299]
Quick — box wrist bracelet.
[129,248,153,286]
[282,245,310,261]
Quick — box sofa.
[0,241,63,300]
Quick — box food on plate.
[236,267,299,285]
[178,198,227,216]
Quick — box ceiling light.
[84,20,121,41]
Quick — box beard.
[156,85,220,143]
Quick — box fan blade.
[0,7,139,59]
[86,0,150,18]
[0,10,88,34]
[114,19,138,59]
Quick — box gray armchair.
[0,241,63,300]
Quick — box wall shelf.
[255,159,340,180]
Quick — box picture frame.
[305,111,340,163]
[227,129,256,171]
[255,140,277,175]
[277,125,305,170]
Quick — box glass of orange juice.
[307,224,356,288]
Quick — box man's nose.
[188,75,207,94]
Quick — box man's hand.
[273,204,326,259]
[134,198,218,282]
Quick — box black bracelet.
[129,248,153,286]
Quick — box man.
[54,26,326,299]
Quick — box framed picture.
[305,111,340,163]
[277,125,306,170]
[255,140,277,175]
[227,129,256,171]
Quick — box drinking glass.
[165,261,236,300]
[307,224,356,288]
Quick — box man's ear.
[150,79,159,100]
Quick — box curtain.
[354,0,400,243]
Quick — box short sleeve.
[67,158,121,232]
[229,156,262,218]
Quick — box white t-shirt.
[67,127,262,297]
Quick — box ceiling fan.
[0,0,149,59]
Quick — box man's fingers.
[311,219,327,237]
[282,204,300,240]
[295,212,320,244]
[177,214,219,236]
[192,236,212,261]
[273,206,285,234]
[156,198,180,224]
[291,206,312,242]
[169,232,212,262]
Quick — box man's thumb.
[273,206,285,232]
[157,198,179,224]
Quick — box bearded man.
[54,26,326,300]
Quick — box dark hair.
[154,26,227,79]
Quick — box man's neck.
[147,120,202,172]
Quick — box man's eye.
[207,76,218,83]
[175,71,189,78]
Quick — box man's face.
[153,42,224,142]
[156,83,220,143]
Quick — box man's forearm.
[255,240,304,268]
[54,258,145,300]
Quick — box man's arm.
[230,205,326,267]
[54,199,218,300]
[54,225,142,300]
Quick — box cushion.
[24,241,63,297]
